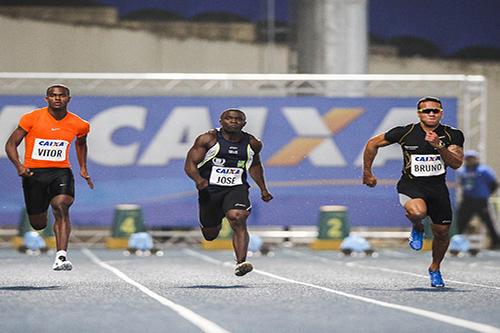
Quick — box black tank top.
[385,123,464,184]
[198,129,254,190]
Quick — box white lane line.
[285,249,500,291]
[82,248,230,333]
[346,262,500,290]
[184,249,500,333]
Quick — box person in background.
[456,150,500,249]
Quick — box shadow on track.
[401,287,471,293]
[178,285,250,289]
[0,285,62,291]
[360,287,471,293]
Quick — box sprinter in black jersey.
[363,97,464,287]
[185,109,273,276]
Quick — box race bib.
[31,138,68,162]
[411,154,445,177]
[209,166,243,186]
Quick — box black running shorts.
[397,177,452,224]
[22,168,75,215]
[198,184,251,228]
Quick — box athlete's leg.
[28,212,48,230]
[23,172,49,230]
[198,188,225,241]
[429,223,450,272]
[403,198,427,231]
[50,194,74,251]
[226,209,250,264]
[201,225,222,241]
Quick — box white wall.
[0,15,289,73]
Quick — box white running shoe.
[52,256,73,271]
[235,261,253,276]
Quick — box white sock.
[56,250,67,258]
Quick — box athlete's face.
[220,111,246,133]
[417,100,442,127]
[45,87,71,111]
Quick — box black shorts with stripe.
[397,177,452,224]
[198,184,251,228]
[22,168,75,215]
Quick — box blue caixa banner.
[0,96,457,228]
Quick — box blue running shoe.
[428,269,445,288]
[409,227,424,251]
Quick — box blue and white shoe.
[409,227,424,251]
[428,269,445,288]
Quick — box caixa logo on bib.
[414,155,442,162]
[38,140,66,147]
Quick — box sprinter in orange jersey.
[5,84,94,271]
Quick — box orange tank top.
[19,107,90,168]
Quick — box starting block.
[124,232,163,256]
[340,235,374,256]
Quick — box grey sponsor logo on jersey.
[213,158,226,166]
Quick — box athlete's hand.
[195,178,209,191]
[17,165,34,178]
[80,170,94,189]
[363,172,377,187]
[261,189,273,202]
[425,131,441,148]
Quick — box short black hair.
[417,96,442,109]
[220,108,246,120]
[46,84,70,97]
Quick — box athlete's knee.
[29,215,47,230]
[201,227,220,241]
[433,232,449,243]
[226,210,249,223]
[31,222,47,230]
[432,225,450,241]
[203,233,218,241]
[405,208,426,221]
[50,201,71,216]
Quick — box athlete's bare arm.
[184,131,217,190]
[4,126,33,177]
[425,131,464,169]
[437,145,463,169]
[248,136,273,202]
[75,134,94,189]
[362,133,393,187]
